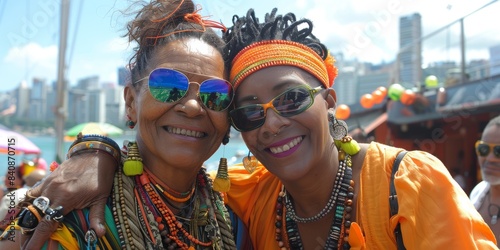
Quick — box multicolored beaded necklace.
[112,166,231,249]
[275,151,355,249]
[137,171,212,249]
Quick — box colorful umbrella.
[0,126,41,155]
[65,122,124,141]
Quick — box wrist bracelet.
[70,149,121,166]
[70,132,121,153]
[67,141,121,164]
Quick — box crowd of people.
[0,0,498,249]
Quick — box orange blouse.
[224,142,497,249]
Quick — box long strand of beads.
[118,172,138,249]
[276,154,353,250]
[112,172,127,249]
[284,157,346,223]
[275,186,287,249]
[326,154,353,249]
[140,173,212,249]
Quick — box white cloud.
[4,43,57,67]
[3,43,58,85]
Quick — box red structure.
[347,76,500,194]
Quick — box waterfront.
[1,134,249,175]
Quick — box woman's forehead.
[150,39,225,77]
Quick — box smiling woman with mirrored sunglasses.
[137,68,234,111]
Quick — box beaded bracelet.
[69,149,121,166]
[70,132,121,152]
[67,141,121,164]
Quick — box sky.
[0,0,499,92]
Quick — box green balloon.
[388,83,405,101]
[425,75,438,88]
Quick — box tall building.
[15,81,30,119]
[332,53,358,105]
[67,76,106,124]
[75,76,99,90]
[118,67,129,86]
[398,13,422,88]
[334,66,358,105]
[104,85,125,126]
[490,44,500,76]
[468,59,489,81]
[28,78,48,121]
[358,72,391,98]
[45,87,57,123]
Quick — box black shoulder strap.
[389,150,407,250]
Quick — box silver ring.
[85,229,97,244]
[44,205,64,222]
[33,196,50,213]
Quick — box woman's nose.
[175,82,204,115]
[261,109,288,137]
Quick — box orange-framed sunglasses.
[475,141,500,158]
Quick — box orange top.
[224,142,497,249]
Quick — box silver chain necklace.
[284,158,347,223]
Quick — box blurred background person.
[0,168,47,227]
[470,115,500,246]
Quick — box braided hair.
[223,8,329,68]
[125,0,226,86]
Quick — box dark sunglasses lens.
[477,144,490,157]
[230,87,314,132]
[274,88,313,116]
[230,106,265,131]
[494,146,500,157]
[149,69,188,103]
[199,80,234,111]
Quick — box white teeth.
[270,136,302,154]
[167,127,203,138]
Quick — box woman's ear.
[124,85,137,121]
[325,88,337,109]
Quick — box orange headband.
[230,40,337,89]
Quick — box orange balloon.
[400,89,416,105]
[372,90,384,104]
[336,104,351,120]
[360,94,374,109]
[377,86,387,97]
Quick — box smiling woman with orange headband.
[218,8,496,249]
[3,0,238,249]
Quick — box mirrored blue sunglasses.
[139,68,234,112]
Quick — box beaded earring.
[123,141,143,176]
[329,110,360,156]
[126,115,135,129]
[213,133,230,192]
[242,151,259,173]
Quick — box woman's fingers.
[88,199,107,237]
[21,219,58,250]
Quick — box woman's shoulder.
[359,141,450,180]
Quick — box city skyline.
[1,0,499,92]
